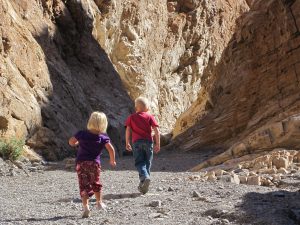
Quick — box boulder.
[219,174,240,185]
[239,175,248,184]
[273,157,289,169]
[277,168,289,175]
[247,176,261,186]
[215,169,226,177]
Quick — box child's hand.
[126,143,132,151]
[154,145,160,153]
[110,160,116,168]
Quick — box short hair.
[87,112,108,133]
[135,97,150,111]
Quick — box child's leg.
[76,162,94,215]
[145,142,154,177]
[95,191,102,204]
[82,195,89,210]
[133,142,148,181]
[91,163,105,208]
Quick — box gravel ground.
[1,152,300,225]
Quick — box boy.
[125,97,160,194]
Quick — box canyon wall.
[93,0,249,132]
[172,0,300,169]
[5,0,299,166]
[0,0,249,159]
[0,0,133,159]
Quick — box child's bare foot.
[96,202,107,212]
[82,208,90,218]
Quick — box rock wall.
[0,0,249,160]
[172,0,300,167]
[0,0,133,159]
[94,0,249,132]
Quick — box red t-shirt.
[125,112,159,143]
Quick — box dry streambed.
[1,152,300,225]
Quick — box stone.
[188,175,201,181]
[277,168,289,174]
[207,174,217,182]
[28,167,38,172]
[219,174,240,185]
[9,171,16,177]
[258,168,277,175]
[272,174,282,182]
[192,191,201,198]
[273,157,289,169]
[149,213,162,218]
[149,200,162,208]
[167,187,175,192]
[156,187,163,191]
[249,172,257,176]
[13,161,24,169]
[239,175,248,184]
[220,219,230,224]
[31,162,40,167]
[247,176,261,186]
[215,169,226,177]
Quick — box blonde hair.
[135,97,150,111]
[87,111,108,133]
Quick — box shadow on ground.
[48,149,212,173]
[237,190,300,225]
[0,216,77,223]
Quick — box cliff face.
[93,0,249,132]
[3,0,299,165]
[0,0,249,159]
[0,0,133,159]
[172,0,300,168]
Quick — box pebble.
[221,219,230,224]
[192,191,201,198]
[156,187,163,191]
[13,161,24,169]
[32,162,40,167]
[10,171,16,176]
[28,167,38,172]
[149,213,161,218]
[149,200,162,207]
[168,187,174,192]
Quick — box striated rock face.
[3,0,299,165]
[0,0,133,159]
[94,0,249,132]
[0,0,248,159]
[172,0,300,167]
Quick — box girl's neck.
[88,129,100,135]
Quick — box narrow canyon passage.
[1,152,300,225]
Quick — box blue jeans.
[132,140,153,182]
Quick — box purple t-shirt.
[75,130,110,164]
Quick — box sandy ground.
[1,151,300,225]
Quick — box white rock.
[149,200,162,207]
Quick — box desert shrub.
[0,138,25,161]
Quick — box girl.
[69,111,116,218]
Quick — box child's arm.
[68,137,79,147]
[105,143,116,167]
[125,126,132,151]
[153,127,160,153]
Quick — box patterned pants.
[76,161,102,197]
